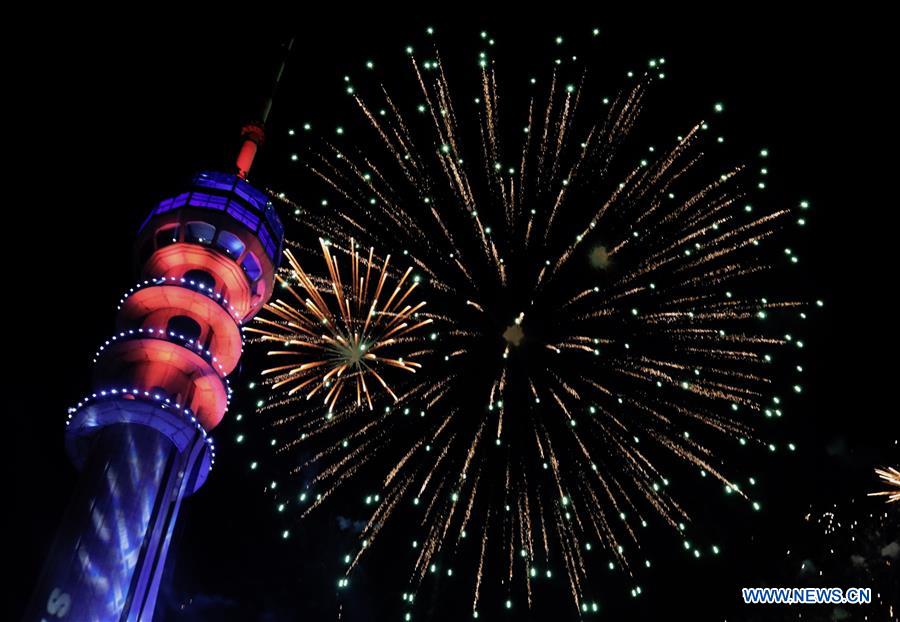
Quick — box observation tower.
[27,42,290,622]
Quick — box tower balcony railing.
[92,326,232,379]
[65,386,217,493]
[116,276,245,322]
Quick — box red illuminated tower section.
[27,120,284,621]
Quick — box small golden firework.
[868,466,900,503]
[249,239,431,411]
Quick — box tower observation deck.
[26,130,284,620]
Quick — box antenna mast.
[236,37,295,179]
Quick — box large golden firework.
[868,467,900,503]
[249,239,431,411]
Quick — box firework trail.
[869,467,900,504]
[254,29,813,616]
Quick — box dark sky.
[9,10,898,621]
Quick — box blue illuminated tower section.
[26,120,284,620]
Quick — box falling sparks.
[260,29,811,616]
[869,467,900,503]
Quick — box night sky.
[10,11,898,621]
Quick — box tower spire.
[236,37,295,179]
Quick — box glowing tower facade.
[27,123,283,621]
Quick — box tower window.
[185,221,216,245]
[166,315,202,342]
[183,269,216,291]
[155,224,180,248]
[215,230,246,258]
[240,251,263,282]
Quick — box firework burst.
[255,29,813,616]
[869,467,900,503]
[248,239,431,412]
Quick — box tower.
[27,43,290,622]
